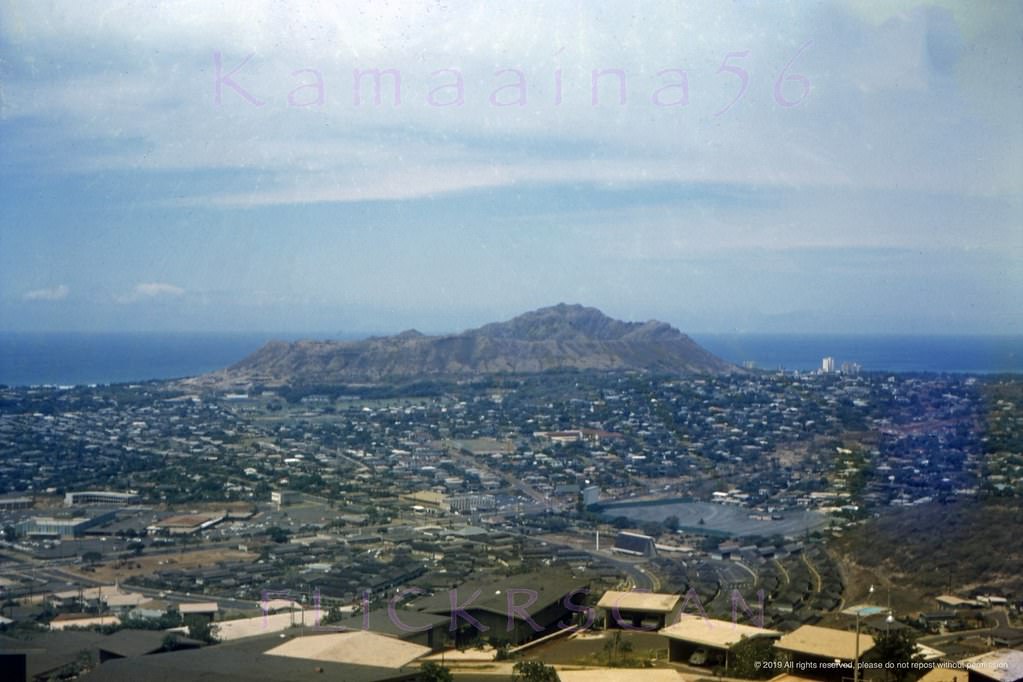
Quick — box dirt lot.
[825,550,930,617]
[68,548,256,583]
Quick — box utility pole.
[853,585,874,682]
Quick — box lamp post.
[854,585,874,682]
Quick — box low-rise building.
[265,630,430,669]
[271,490,300,509]
[64,491,139,507]
[49,613,121,631]
[148,513,223,535]
[179,602,220,622]
[0,496,33,511]
[596,590,681,630]
[410,571,589,646]
[774,625,874,681]
[961,649,1023,682]
[19,510,117,538]
[612,531,657,557]
[660,616,780,669]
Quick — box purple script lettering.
[449,588,488,634]
[389,588,430,633]
[213,52,265,107]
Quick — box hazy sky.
[1,1,1020,334]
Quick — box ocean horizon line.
[1,330,1021,387]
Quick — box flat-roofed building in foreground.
[917,666,968,682]
[774,625,874,681]
[767,675,827,682]
[557,669,688,682]
[660,616,780,669]
[265,630,430,669]
[191,609,319,641]
[76,633,420,682]
[960,649,1023,682]
[596,590,680,630]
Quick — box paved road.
[446,446,556,510]
[119,583,260,612]
[918,608,1014,647]
[802,553,822,592]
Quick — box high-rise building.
[822,357,835,373]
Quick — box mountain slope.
[210,304,733,385]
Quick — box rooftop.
[333,608,451,638]
[917,667,968,682]
[960,649,1023,682]
[199,609,319,641]
[264,630,430,668]
[98,628,201,658]
[935,595,979,607]
[54,584,121,601]
[596,591,681,614]
[179,601,220,614]
[774,625,875,661]
[49,613,121,630]
[155,514,218,527]
[78,634,418,682]
[556,669,688,682]
[411,570,588,620]
[659,617,780,650]
[103,592,147,608]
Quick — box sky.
[0,1,1020,335]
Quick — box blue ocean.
[693,333,1023,375]
[0,332,1020,387]
[0,332,294,387]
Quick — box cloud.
[116,282,186,304]
[0,2,1020,334]
[23,284,70,301]
[2,1,1020,203]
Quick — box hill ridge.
[204,304,733,385]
